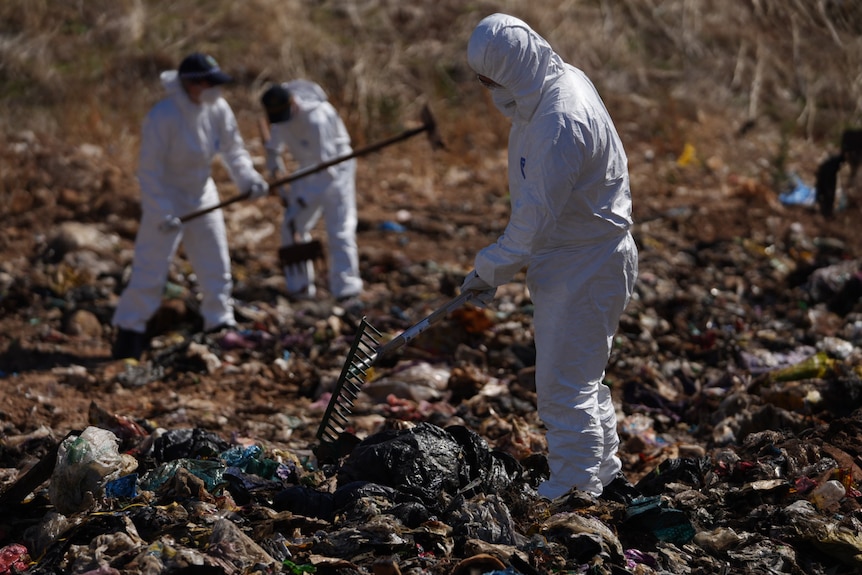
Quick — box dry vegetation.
[2,0,861,158]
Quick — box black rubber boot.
[112,328,147,360]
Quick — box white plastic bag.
[48,426,127,515]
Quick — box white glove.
[266,148,286,175]
[460,269,496,307]
[158,215,181,233]
[248,180,269,199]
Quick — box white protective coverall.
[113,70,265,333]
[265,80,362,300]
[467,13,639,498]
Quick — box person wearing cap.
[260,80,362,303]
[460,14,639,502]
[112,52,269,360]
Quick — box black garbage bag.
[335,480,432,527]
[273,484,336,519]
[152,427,230,463]
[446,493,524,550]
[635,457,712,496]
[624,495,695,546]
[388,500,433,528]
[332,480,417,509]
[336,422,469,510]
[224,467,286,506]
[273,480,431,525]
[445,424,523,496]
[127,504,184,541]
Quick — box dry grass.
[0,0,860,188]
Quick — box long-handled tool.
[315,290,475,445]
[163,105,444,230]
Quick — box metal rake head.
[279,240,325,273]
[316,317,383,444]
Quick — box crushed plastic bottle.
[809,479,846,511]
[767,351,835,383]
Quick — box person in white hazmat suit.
[112,53,269,360]
[461,14,640,501]
[260,80,363,302]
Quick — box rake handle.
[176,106,440,226]
[269,123,433,189]
[376,291,474,357]
[178,191,252,224]
[175,127,427,224]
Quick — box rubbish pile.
[2,399,862,574]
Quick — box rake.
[163,105,444,232]
[316,290,475,444]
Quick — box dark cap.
[178,52,233,85]
[261,84,292,124]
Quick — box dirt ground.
[1,106,861,465]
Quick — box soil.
[2,112,859,451]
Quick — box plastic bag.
[48,426,129,515]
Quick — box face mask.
[491,87,517,119]
[200,86,222,104]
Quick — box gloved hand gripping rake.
[316,290,475,444]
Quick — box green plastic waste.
[768,352,835,383]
